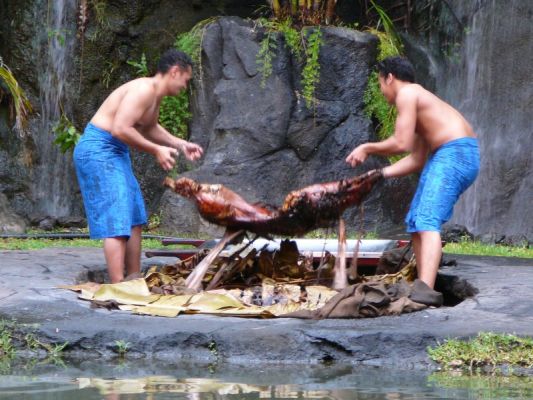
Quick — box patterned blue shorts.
[73,123,147,239]
[406,137,480,233]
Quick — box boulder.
[0,192,27,234]
[160,17,412,236]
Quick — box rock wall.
[405,0,533,242]
[0,0,264,228]
[1,2,413,236]
[159,17,413,236]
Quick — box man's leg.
[411,231,421,267]
[414,230,442,288]
[104,237,127,283]
[124,225,142,278]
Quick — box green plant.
[206,340,220,373]
[369,0,403,54]
[85,0,109,42]
[115,340,130,357]
[159,94,191,139]
[208,340,218,358]
[301,27,322,108]
[49,341,68,358]
[147,212,162,231]
[363,26,403,163]
[363,71,396,138]
[0,319,73,370]
[443,239,532,258]
[174,18,217,65]
[428,333,533,372]
[47,28,67,47]
[24,333,40,351]
[277,18,303,61]
[0,57,33,137]
[89,0,107,27]
[164,19,218,138]
[0,330,15,359]
[0,236,168,251]
[102,60,119,89]
[256,19,322,107]
[257,28,278,88]
[53,114,81,153]
[127,53,149,77]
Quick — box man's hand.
[346,145,368,167]
[180,141,204,161]
[155,145,178,171]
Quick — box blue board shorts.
[73,123,147,239]
[406,137,480,233]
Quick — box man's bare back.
[399,83,476,152]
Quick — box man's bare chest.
[135,104,159,131]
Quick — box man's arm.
[111,83,177,170]
[346,87,418,167]
[382,134,428,178]
[145,124,203,161]
[145,123,186,148]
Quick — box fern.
[257,30,278,88]
[363,25,404,162]
[256,18,322,106]
[126,53,149,77]
[175,17,217,65]
[301,27,322,108]
[277,18,302,62]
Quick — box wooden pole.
[332,218,348,290]
[185,229,244,291]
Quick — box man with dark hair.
[73,49,203,283]
[346,56,479,290]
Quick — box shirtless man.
[346,56,479,289]
[73,49,203,283]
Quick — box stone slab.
[0,248,532,369]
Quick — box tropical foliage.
[362,1,405,162]
[53,114,81,153]
[0,57,33,137]
[256,18,323,108]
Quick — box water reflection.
[0,362,532,400]
[79,376,344,398]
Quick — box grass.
[0,227,206,251]
[1,233,531,258]
[443,241,532,259]
[1,318,69,372]
[0,237,165,250]
[428,332,533,372]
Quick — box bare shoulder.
[395,84,421,111]
[123,77,155,98]
[397,83,423,101]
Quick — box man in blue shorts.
[346,56,479,289]
[74,49,203,283]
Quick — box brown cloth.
[281,279,442,319]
